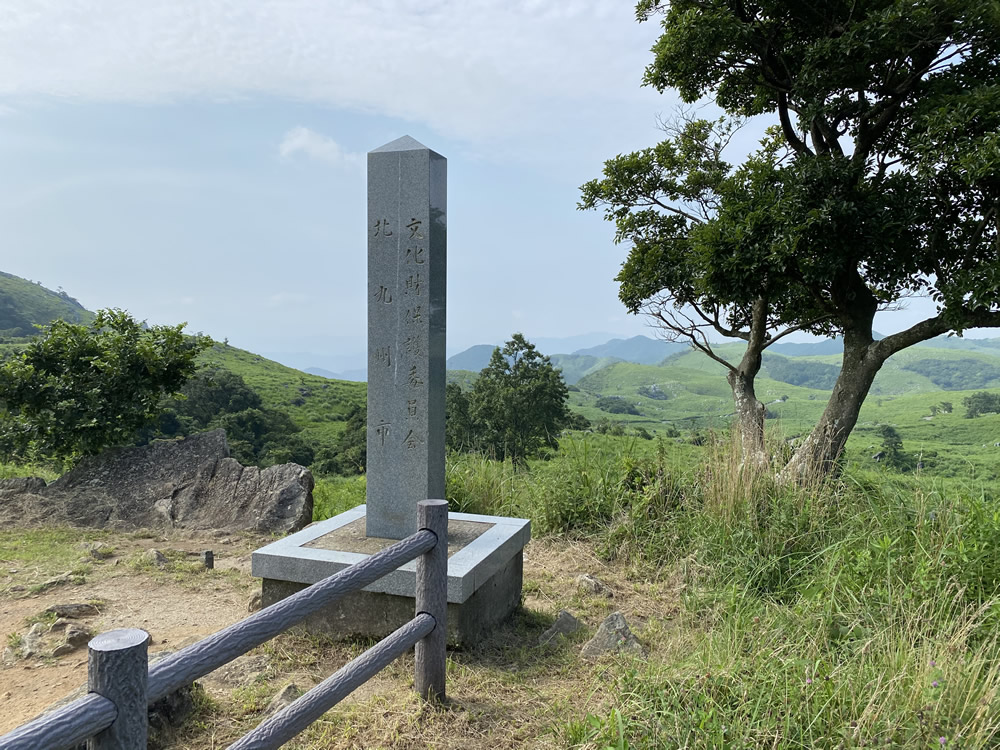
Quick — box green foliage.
[312,475,365,521]
[312,404,366,476]
[595,395,641,415]
[461,334,571,463]
[875,423,912,471]
[219,407,315,467]
[0,309,210,460]
[582,0,1000,477]
[198,343,366,459]
[904,358,1000,390]
[763,353,840,389]
[636,384,668,400]
[964,391,1000,419]
[444,382,474,453]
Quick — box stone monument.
[252,137,530,645]
[366,135,446,540]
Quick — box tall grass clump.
[312,475,365,521]
[567,437,1000,748]
[0,460,59,482]
[526,434,640,533]
[568,590,1000,747]
[444,434,667,534]
[445,452,522,517]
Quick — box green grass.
[0,270,93,339]
[548,437,1000,748]
[0,527,110,570]
[197,342,366,455]
[0,461,59,482]
[313,475,366,520]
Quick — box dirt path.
[0,530,685,748]
[0,531,263,734]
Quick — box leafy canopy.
[583,0,1000,343]
[0,309,210,460]
[449,334,570,464]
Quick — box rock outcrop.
[0,430,313,534]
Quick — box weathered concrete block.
[261,551,522,646]
[253,506,529,647]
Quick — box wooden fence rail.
[0,499,449,750]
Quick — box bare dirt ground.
[0,530,262,735]
[0,529,687,749]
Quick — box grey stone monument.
[366,136,446,540]
[251,136,530,645]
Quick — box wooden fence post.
[88,628,149,750]
[415,499,448,701]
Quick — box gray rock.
[0,476,46,494]
[37,573,74,590]
[0,430,313,534]
[145,549,169,568]
[46,603,100,619]
[576,573,613,598]
[21,623,47,658]
[51,642,76,657]
[63,624,92,648]
[87,542,116,559]
[580,612,648,660]
[538,610,584,646]
[49,617,73,632]
[262,683,302,718]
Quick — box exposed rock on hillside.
[0,429,312,534]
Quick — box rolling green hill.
[196,343,365,452]
[550,353,623,384]
[0,271,93,338]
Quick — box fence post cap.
[89,628,150,652]
[418,499,448,509]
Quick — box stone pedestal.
[251,505,529,646]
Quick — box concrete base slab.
[252,506,530,646]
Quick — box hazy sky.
[0,1,979,371]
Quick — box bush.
[596,396,641,415]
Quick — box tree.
[466,334,570,464]
[445,383,475,453]
[0,309,210,460]
[875,424,910,470]
[581,0,1000,480]
[313,403,366,475]
[963,391,1000,419]
[217,406,315,467]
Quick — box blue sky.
[0,1,973,374]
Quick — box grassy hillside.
[197,343,365,452]
[0,271,93,339]
[550,353,623,384]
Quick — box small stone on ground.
[580,611,648,660]
[576,573,613,597]
[538,610,584,646]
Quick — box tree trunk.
[779,330,883,483]
[728,368,768,467]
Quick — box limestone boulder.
[0,429,313,534]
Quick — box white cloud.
[0,1,665,144]
[278,126,361,169]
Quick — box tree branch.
[779,92,813,156]
[648,195,704,224]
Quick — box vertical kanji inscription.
[366,136,446,539]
